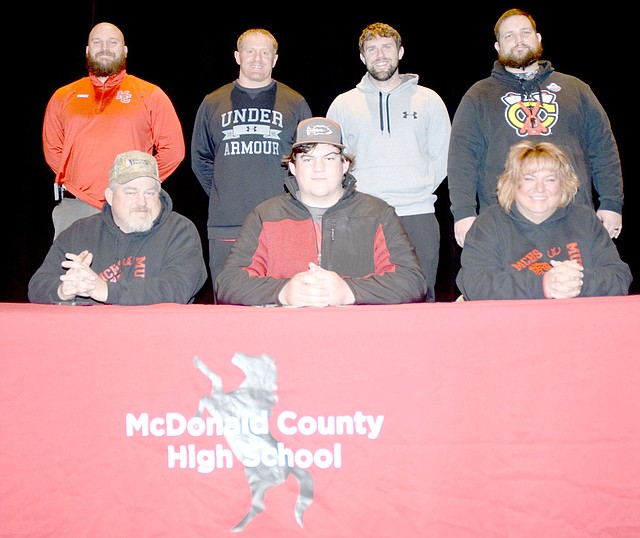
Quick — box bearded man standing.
[447,8,623,248]
[43,22,185,238]
[327,22,451,302]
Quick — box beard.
[125,207,155,233]
[498,43,543,69]
[366,61,398,82]
[87,51,126,77]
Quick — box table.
[1,297,639,537]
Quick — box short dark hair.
[358,23,401,54]
[494,9,537,40]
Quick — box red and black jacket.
[216,173,427,305]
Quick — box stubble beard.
[126,208,154,233]
[367,62,398,82]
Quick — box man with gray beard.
[448,8,623,250]
[43,22,185,239]
[28,152,207,306]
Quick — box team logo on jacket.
[501,90,558,136]
[116,90,132,104]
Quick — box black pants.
[399,213,440,303]
[208,239,234,304]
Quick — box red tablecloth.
[1,297,639,537]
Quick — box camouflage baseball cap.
[292,117,345,148]
[109,150,160,185]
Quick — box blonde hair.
[497,141,579,212]
[237,28,278,53]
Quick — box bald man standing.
[43,22,185,238]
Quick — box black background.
[6,2,636,302]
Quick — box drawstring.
[517,78,528,103]
[385,94,391,135]
[377,92,391,135]
[517,78,542,106]
[533,80,542,105]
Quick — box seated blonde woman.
[456,141,632,300]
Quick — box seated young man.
[215,117,427,307]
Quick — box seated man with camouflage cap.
[29,150,207,305]
[216,117,426,307]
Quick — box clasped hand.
[278,262,355,307]
[543,259,584,299]
[58,250,107,302]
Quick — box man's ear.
[104,187,114,206]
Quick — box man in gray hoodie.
[327,22,451,302]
